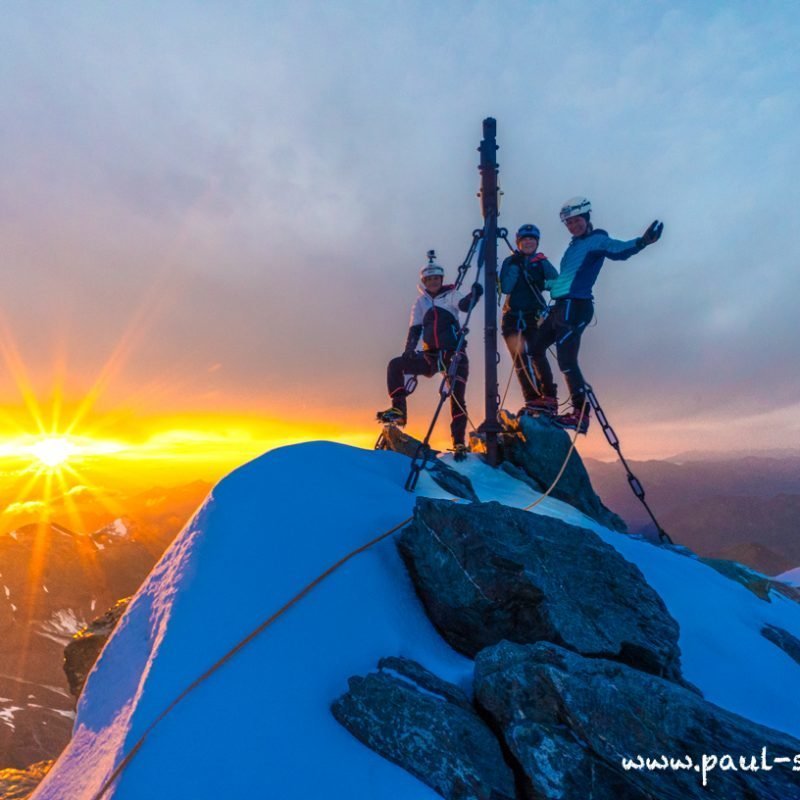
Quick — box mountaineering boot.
[452,443,469,462]
[376,407,407,426]
[519,396,558,417]
[552,409,590,434]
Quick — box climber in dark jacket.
[500,223,559,415]
[378,257,483,457]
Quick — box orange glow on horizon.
[0,411,378,543]
[0,316,377,540]
[0,411,376,481]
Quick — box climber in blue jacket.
[531,196,663,433]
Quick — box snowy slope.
[34,443,800,799]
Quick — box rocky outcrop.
[499,412,625,531]
[63,598,130,698]
[377,425,478,501]
[761,623,800,666]
[0,760,52,800]
[697,556,800,604]
[475,641,800,800]
[399,498,684,682]
[0,521,157,768]
[332,657,515,800]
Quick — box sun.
[27,437,79,468]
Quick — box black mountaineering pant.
[501,310,547,404]
[530,298,594,410]
[387,350,470,445]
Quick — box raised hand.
[640,220,664,246]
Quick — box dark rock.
[769,580,800,604]
[63,598,130,698]
[378,424,479,501]
[0,521,156,768]
[468,430,519,461]
[0,761,52,800]
[377,656,473,711]
[761,624,800,666]
[698,557,774,600]
[496,460,546,493]
[398,498,684,682]
[378,421,440,460]
[697,556,800,604]
[475,641,800,800]
[0,686,72,773]
[332,658,515,800]
[499,411,625,532]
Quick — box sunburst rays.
[0,321,135,689]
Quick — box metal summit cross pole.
[477,117,503,466]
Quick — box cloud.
[65,485,92,496]
[0,2,798,456]
[3,499,46,515]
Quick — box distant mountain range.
[0,481,211,769]
[666,448,800,462]
[584,454,800,575]
[31,439,800,800]
[1,480,213,547]
[3,451,800,771]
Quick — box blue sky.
[1,1,798,457]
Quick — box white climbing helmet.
[420,262,445,281]
[559,196,592,222]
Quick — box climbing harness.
[584,385,673,544]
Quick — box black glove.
[639,220,664,248]
[471,281,484,298]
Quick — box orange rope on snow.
[523,397,587,511]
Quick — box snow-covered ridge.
[777,567,800,587]
[31,442,800,799]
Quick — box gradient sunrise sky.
[1,0,799,472]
